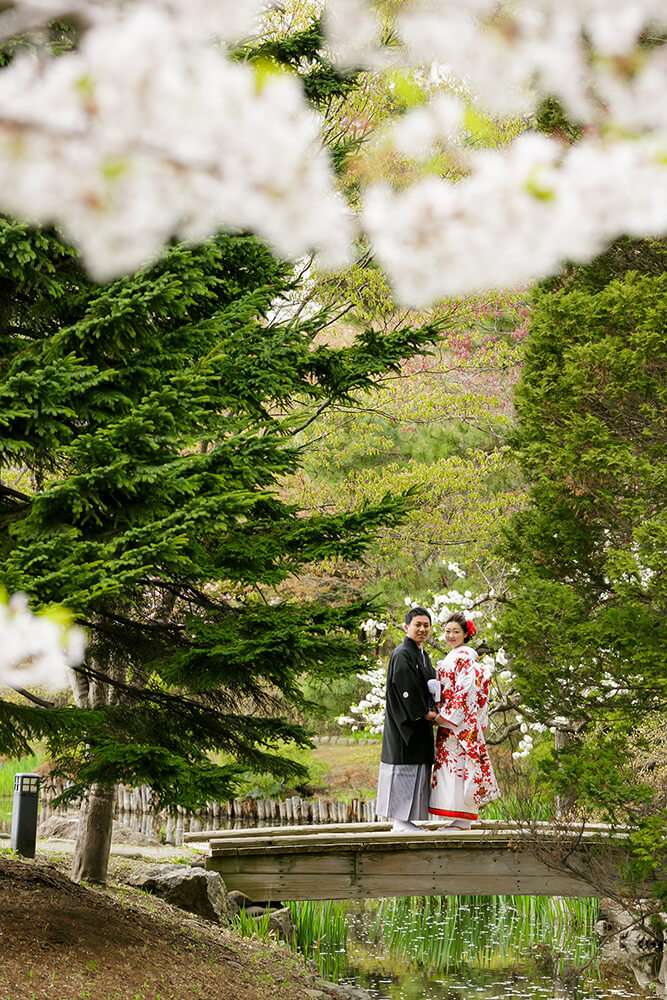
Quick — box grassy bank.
[0,753,42,828]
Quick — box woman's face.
[444,621,466,648]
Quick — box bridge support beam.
[206,826,633,901]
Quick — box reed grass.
[232,906,273,940]
[287,899,350,981]
[482,793,553,822]
[231,900,350,981]
[372,893,599,976]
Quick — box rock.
[315,981,371,1000]
[126,863,228,922]
[38,816,79,840]
[227,889,253,917]
[269,906,294,945]
[110,823,161,847]
[37,815,160,846]
[596,899,663,987]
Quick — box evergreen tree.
[498,240,667,893]
[0,220,438,881]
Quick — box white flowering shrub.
[0,1,662,301]
[337,657,388,734]
[0,592,86,690]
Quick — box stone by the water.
[126,863,228,922]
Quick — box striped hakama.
[376,762,431,821]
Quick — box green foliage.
[221,741,327,799]
[236,19,360,110]
[0,752,43,825]
[627,811,667,906]
[232,898,350,982]
[374,893,598,975]
[287,899,350,981]
[232,905,273,941]
[534,97,583,143]
[286,289,528,603]
[498,250,667,863]
[0,219,440,809]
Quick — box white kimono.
[429,644,500,821]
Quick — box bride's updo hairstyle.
[445,611,476,643]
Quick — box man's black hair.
[404,606,432,625]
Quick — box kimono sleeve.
[437,651,478,731]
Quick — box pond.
[285,895,658,1000]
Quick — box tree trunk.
[554,729,576,820]
[71,782,116,884]
[69,647,124,884]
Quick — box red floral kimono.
[429,644,500,821]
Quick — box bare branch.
[11,685,55,708]
[486,721,521,745]
[287,398,334,437]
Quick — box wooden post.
[555,730,576,819]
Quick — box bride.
[429,611,501,830]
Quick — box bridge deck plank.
[186,819,618,844]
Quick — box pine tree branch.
[0,482,31,504]
[287,398,334,437]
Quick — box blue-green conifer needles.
[0,220,439,810]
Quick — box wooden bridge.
[184,820,639,901]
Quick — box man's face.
[404,614,431,646]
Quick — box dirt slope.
[0,851,335,1000]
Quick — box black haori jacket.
[380,637,436,765]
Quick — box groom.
[376,606,437,833]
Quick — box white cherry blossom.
[0,1,663,302]
[0,593,86,691]
[323,0,382,69]
[0,5,352,280]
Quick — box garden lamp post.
[11,773,40,858]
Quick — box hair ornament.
[466,620,476,637]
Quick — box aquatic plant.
[287,899,351,981]
[372,894,599,976]
[231,899,350,981]
[232,906,273,941]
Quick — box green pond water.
[290,896,656,1000]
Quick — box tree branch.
[486,721,521,745]
[287,398,334,437]
[11,686,55,709]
